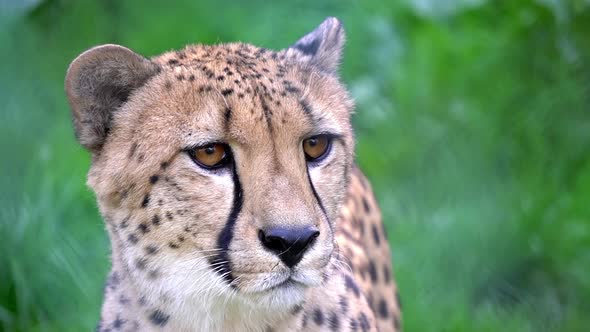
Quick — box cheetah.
[65,17,401,332]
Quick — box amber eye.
[189,143,229,169]
[303,135,331,162]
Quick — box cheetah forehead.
[134,43,353,145]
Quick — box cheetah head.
[66,18,354,312]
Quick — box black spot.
[149,175,159,184]
[238,93,244,99]
[151,214,161,226]
[328,311,340,331]
[112,315,125,329]
[168,59,179,65]
[148,310,169,326]
[224,107,232,131]
[160,161,169,170]
[371,224,381,245]
[137,223,150,234]
[216,75,225,81]
[119,216,130,229]
[188,74,195,81]
[135,258,147,270]
[118,294,131,305]
[164,81,172,90]
[286,86,300,94]
[294,37,321,55]
[368,260,378,282]
[383,264,391,283]
[145,245,158,255]
[176,74,185,81]
[168,242,179,249]
[344,275,361,297]
[359,313,370,332]
[261,99,273,131]
[106,271,120,291]
[302,312,309,328]
[362,197,371,213]
[221,88,234,96]
[339,295,349,314]
[141,195,150,208]
[378,298,389,318]
[138,296,147,307]
[165,211,173,221]
[349,318,358,331]
[128,234,138,244]
[291,304,303,315]
[313,309,324,325]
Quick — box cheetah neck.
[101,259,304,332]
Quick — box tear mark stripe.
[209,162,243,285]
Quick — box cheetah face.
[66,18,353,311]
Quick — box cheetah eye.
[188,143,231,169]
[303,135,332,162]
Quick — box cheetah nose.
[258,226,320,268]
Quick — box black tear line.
[210,162,243,286]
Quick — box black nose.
[258,226,320,268]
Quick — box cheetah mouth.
[234,265,327,295]
[256,271,320,294]
[243,274,308,295]
[267,277,301,291]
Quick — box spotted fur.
[66,17,401,332]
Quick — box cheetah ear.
[65,44,160,152]
[282,17,345,74]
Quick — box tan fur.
[66,18,400,332]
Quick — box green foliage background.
[1,0,590,331]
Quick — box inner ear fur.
[65,44,160,152]
[281,17,345,75]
